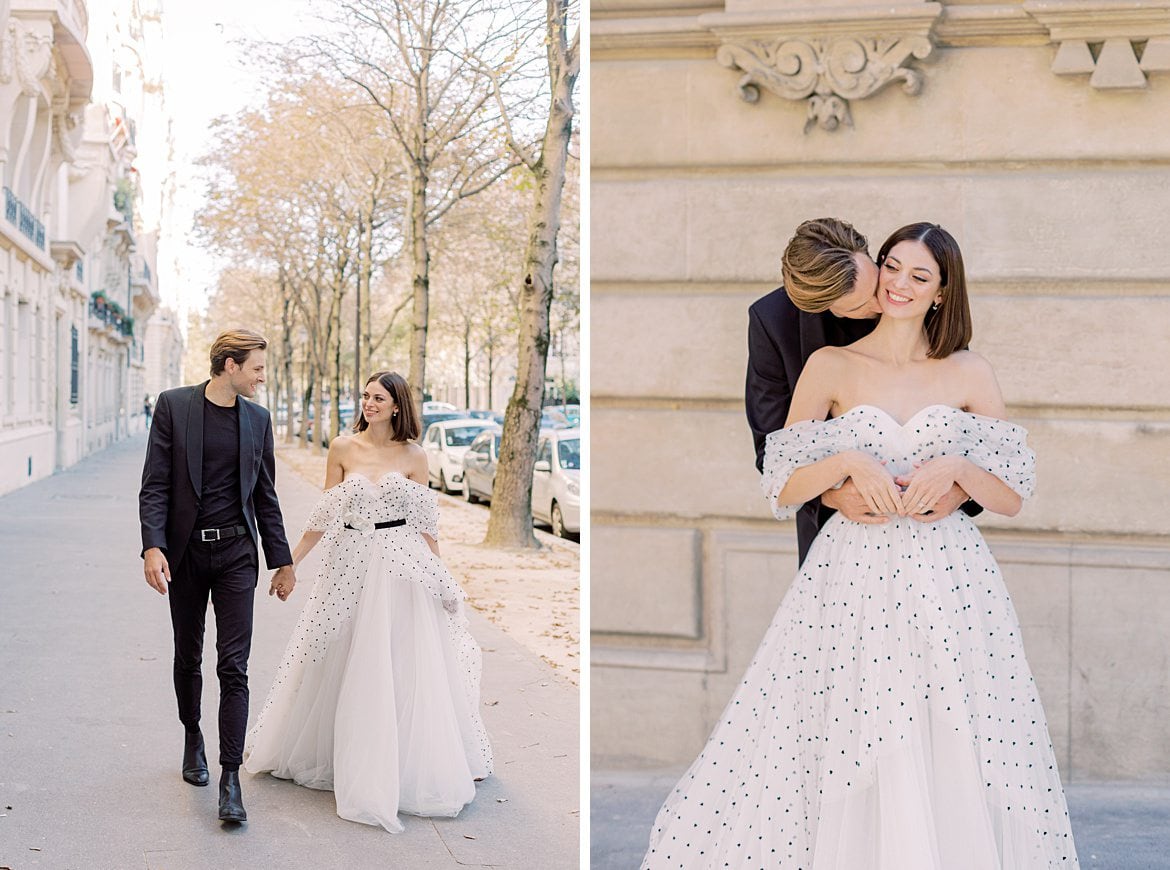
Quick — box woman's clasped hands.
[839,451,968,520]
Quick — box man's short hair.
[780,218,869,313]
[209,329,267,376]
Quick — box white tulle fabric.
[244,473,493,832]
[643,405,1077,869]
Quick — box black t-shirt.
[196,398,245,529]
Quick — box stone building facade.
[591,0,1170,782]
[0,0,174,495]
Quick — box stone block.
[592,407,765,519]
[1068,556,1170,779]
[1052,39,1096,74]
[591,181,689,283]
[1140,37,1170,71]
[591,526,703,637]
[593,171,1170,284]
[978,417,1170,538]
[593,47,1170,167]
[590,290,758,400]
[970,294,1170,410]
[591,665,718,768]
[1091,38,1148,89]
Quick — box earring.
[931,301,940,311]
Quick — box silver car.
[461,426,502,504]
[532,427,580,538]
[422,418,495,494]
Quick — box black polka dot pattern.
[243,472,493,826]
[642,405,1077,868]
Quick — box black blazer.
[139,381,293,573]
[746,286,875,565]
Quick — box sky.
[157,0,321,319]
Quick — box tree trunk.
[463,320,472,408]
[354,211,364,402]
[281,280,295,443]
[406,164,430,413]
[484,20,576,548]
[301,361,315,451]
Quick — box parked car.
[461,426,503,504]
[422,418,496,493]
[466,408,505,425]
[422,400,457,414]
[545,403,580,426]
[420,410,467,441]
[539,408,572,430]
[532,427,580,538]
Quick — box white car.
[422,400,458,414]
[532,427,580,538]
[422,418,495,494]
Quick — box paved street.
[0,435,578,870]
[591,770,1170,869]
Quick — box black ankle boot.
[218,768,247,822]
[182,730,209,787]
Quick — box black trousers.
[168,532,258,767]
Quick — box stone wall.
[591,0,1170,781]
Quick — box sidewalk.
[591,770,1170,869]
[0,435,578,870]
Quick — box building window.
[70,325,79,405]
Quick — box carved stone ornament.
[716,35,934,131]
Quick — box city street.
[0,435,578,870]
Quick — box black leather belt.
[344,519,406,530]
[197,524,248,542]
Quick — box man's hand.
[896,459,970,522]
[820,477,890,525]
[269,564,297,601]
[144,547,170,595]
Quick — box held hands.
[830,453,971,522]
[143,547,170,595]
[896,457,970,522]
[268,564,297,601]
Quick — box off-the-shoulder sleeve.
[957,414,1036,499]
[761,418,852,521]
[305,485,344,532]
[405,484,440,539]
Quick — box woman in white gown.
[642,224,1078,868]
[244,371,492,832]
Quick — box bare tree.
[318,0,537,411]
[484,0,580,549]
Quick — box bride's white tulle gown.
[244,472,492,833]
[642,405,1078,869]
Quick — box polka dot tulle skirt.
[643,406,1078,868]
[244,473,492,832]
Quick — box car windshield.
[445,426,486,447]
[557,438,580,470]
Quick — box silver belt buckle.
[200,528,220,542]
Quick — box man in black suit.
[139,329,297,823]
[746,218,976,566]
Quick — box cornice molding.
[591,1,1170,113]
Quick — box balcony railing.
[90,293,134,338]
[3,187,46,251]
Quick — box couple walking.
[138,330,491,830]
[642,220,1080,867]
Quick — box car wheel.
[551,502,566,538]
[439,469,450,494]
[464,480,478,503]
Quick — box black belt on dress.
[197,524,248,542]
[344,519,406,530]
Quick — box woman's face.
[878,240,943,318]
[361,380,397,423]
